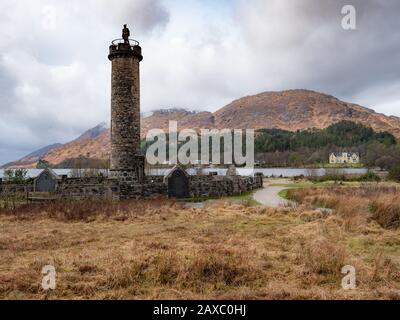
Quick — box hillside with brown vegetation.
[43,130,111,167]
[214,90,400,136]
[4,90,400,168]
[0,183,399,299]
[142,109,215,134]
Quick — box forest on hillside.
[254,121,399,168]
[41,121,399,170]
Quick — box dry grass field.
[1,183,400,300]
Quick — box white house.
[329,152,360,164]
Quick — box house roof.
[163,165,190,181]
[36,168,61,180]
[330,152,359,157]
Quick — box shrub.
[183,247,253,286]
[3,169,29,184]
[389,165,400,182]
[308,171,380,183]
[0,198,176,221]
[370,199,400,229]
[103,246,261,291]
[359,171,381,182]
[300,237,347,275]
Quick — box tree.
[375,156,397,170]
[389,165,400,182]
[37,159,51,169]
[3,169,29,184]
[288,153,304,167]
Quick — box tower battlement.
[108,39,143,61]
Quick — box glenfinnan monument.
[108,25,145,183]
[52,25,263,199]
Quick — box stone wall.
[189,175,263,198]
[118,176,166,200]
[56,174,263,201]
[0,183,33,194]
[57,177,120,201]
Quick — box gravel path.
[253,179,293,208]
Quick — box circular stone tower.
[108,25,144,183]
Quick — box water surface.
[0,167,369,178]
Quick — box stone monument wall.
[55,175,263,201]
[57,177,120,201]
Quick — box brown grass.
[0,198,172,221]
[370,197,400,230]
[299,237,348,275]
[1,186,400,300]
[287,185,400,232]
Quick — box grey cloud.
[235,0,400,102]
[0,61,17,111]
[96,0,170,34]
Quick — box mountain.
[1,143,62,169]
[43,129,110,167]
[214,90,400,136]
[1,122,108,169]
[74,122,108,142]
[142,109,215,134]
[2,90,400,168]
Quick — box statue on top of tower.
[122,24,130,44]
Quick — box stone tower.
[108,25,144,183]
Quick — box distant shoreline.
[0,167,378,179]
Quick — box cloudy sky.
[0,0,399,164]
